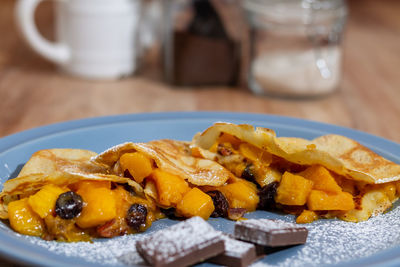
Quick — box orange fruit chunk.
[120,152,153,183]
[307,190,355,211]
[176,188,214,220]
[8,198,44,236]
[275,172,313,206]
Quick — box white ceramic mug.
[15,0,142,80]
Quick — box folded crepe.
[0,148,153,241]
[2,122,399,242]
[192,122,400,222]
[0,139,235,241]
[0,149,144,219]
[92,139,233,207]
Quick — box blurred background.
[0,0,399,143]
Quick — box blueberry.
[126,204,147,231]
[207,190,229,218]
[55,191,83,219]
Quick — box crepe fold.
[193,123,400,185]
[0,149,143,219]
[92,139,232,187]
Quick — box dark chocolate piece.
[234,219,308,247]
[136,217,225,267]
[208,234,258,267]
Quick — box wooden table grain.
[1,0,400,143]
[0,0,399,265]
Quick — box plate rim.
[1,111,398,153]
[0,111,399,267]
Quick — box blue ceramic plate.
[0,112,400,267]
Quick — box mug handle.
[15,0,70,64]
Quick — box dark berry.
[207,190,229,218]
[241,164,256,183]
[126,204,147,231]
[55,191,83,219]
[160,208,180,220]
[257,182,279,210]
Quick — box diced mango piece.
[218,180,259,211]
[71,180,111,192]
[28,184,67,218]
[296,210,318,224]
[120,152,153,183]
[239,143,272,164]
[307,190,355,211]
[275,172,313,206]
[176,188,215,220]
[299,165,342,194]
[150,169,190,207]
[8,198,44,236]
[76,186,116,228]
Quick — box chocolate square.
[234,219,308,247]
[208,234,258,267]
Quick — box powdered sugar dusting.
[25,233,146,266]
[249,205,400,266]
[9,205,400,267]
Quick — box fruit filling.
[195,132,400,223]
[116,149,263,222]
[7,180,161,241]
[5,134,400,241]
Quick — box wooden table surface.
[0,0,399,265]
[1,0,400,143]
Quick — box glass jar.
[244,0,348,98]
[162,0,244,86]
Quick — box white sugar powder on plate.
[8,204,400,267]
